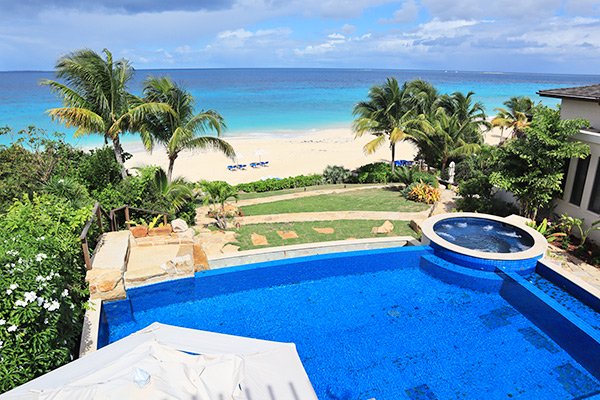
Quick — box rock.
[221,244,240,254]
[193,243,209,271]
[277,230,299,239]
[372,220,394,234]
[251,233,269,246]
[86,269,123,294]
[410,219,423,234]
[313,227,335,234]
[161,254,193,275]
[177,228,195,239]
[171,219,189,233]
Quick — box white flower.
[35,275,44,282]
[0,319,5,325]
[24,291,37,303]
[7,325,17,332]
[14,300,27,307]
[61,289,69,298]
[37,297,44,306]
[43,318,48,324]
[48,301,60,312]
[6,289,12,295]
[35,253,47,262]
[6,250,18,256]
[9,284,18,290]
[0,340,3,348]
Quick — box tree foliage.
[490,106,590,219]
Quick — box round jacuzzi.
[421,213,547,274]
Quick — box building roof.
[538,84,600,101]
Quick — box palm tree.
[422,108,481,173]
[492,96,534,138]
[436,91,489,143]
[141,77,234,181]
[352,78,432,172]
[200,180,239,213]
[41,49,172,178]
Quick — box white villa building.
[539,85,600,242]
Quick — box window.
[588,158,600,214]
[570,156,590,206]
[559,159,570,196]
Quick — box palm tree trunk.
[167,154,177,183]
[112,135,128,179]
[390,143,396,172]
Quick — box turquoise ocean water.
[1,68,599,147]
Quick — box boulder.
[193,243,209,271]
[221,244,240,254]
[171,218,189,233]
[372,220,394,234]
[129,225,148,238]
[148,224,172,236]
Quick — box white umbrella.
[4,323,317,400]
[254,149,265,163]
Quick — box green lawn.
[231,220,415,251]
[239,188,428,216]
[236,184,377,200]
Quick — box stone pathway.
[277,230,299,239]
[546,246,600,291]
[313,227,335,234]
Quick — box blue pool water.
[102,247,600,399]
[433,217,534,253]
[2,69,600,147]
[527,273,600,331]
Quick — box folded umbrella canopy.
[3,323,317,400]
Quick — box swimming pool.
[101,246,600,399]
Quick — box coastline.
[123,125,506,185]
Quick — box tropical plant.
[135,166,194,212]
[322,165,352,184]
[393,166,439,188]
[41,49,173,178]
[141,77,234,181]
[492,96,534,138]
[235,175,323,193]
[353,78,433,172]
[557,214,600,247]
[526,218,566,243]
[490,107,590,219]
[43,176,91,208]
[200,181,239,212]
[436,91,489,142]
[404,181,440,204]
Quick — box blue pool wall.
[430,242,541,274]
[536,261,600,312]
[499,270,600,379]
[101,246,434,336]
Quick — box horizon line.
[1,66,600,78]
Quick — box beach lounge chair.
[250,162,259,168]
[227,165,237,171]
[260,161,269,167]
[237,164,247,170]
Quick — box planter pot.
[129,225,148,238]
[148,224,173,237]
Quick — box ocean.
[1,68,599,147]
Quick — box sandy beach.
[123,125,506,184]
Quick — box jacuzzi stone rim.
[421,212,547,261]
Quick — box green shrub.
[0,194,90,392]
[393,166,439,188]
[322,165,352,184]
[77,146,122,192]
[355,162,392,184]
[235,174,323,193]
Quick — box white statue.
[448,161,456,184]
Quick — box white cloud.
[386,0,420,23]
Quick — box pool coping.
[208,236,421,269]
[421,212,547,260]
[537,257,600,308]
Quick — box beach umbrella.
[254,149,266,162]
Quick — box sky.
[1,0,600,74]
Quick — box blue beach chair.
[227,165,237,171]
